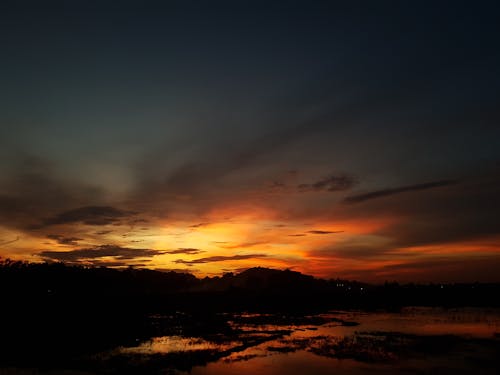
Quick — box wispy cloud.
[165,248,204,255]
[0,156,108,231]
[307,230,344,235]
[298,174,357,192]
[95,230,112,235]
[189,223,209,228]
[308,242,392,260]
[46,234,82,246]
[154,267,200,274]
[218,241,267,249]
[288,230,343,236]
[0,236,20,246]
[174,254,267,265]
[343,180,458,204]
[82,260,152,268]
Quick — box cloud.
[165,248,204,255]
[309,242,392,260]
[0,236,20,246]
[371,256,500,283]
[307,230,344,235]
[38,244,166,263]
[331,171,500,249]
[95,230,112,235]
[46,234,82,246]
[298,174,357,192]
[82,260,152,268]
[42,206,135,226]
[218,241,267,249]
[0,155,108,231]
[288,230,343,237]
[154,268,199,274]
[174,254,267,265]
[343,180,458,204]
[189,223,209,228]
[128,85,379,218]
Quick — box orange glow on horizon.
[2,214,500,282]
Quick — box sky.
[1,1,499,282]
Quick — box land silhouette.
[1,259,499,372]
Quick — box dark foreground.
[1,309,499,375]
[1,261,499,374]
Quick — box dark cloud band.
[343,180,458,204]
[38,245,166,262]
[42,206,135,226]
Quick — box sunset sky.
[1,1,499,282]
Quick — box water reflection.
[115,336,238,355]
[97,307,500,374]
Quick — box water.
[2,308,499,374]
[109,307,500,374]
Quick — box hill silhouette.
[1,259,498,312]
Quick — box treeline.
[1,259,498,311]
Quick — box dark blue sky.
[1,1,499,281]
